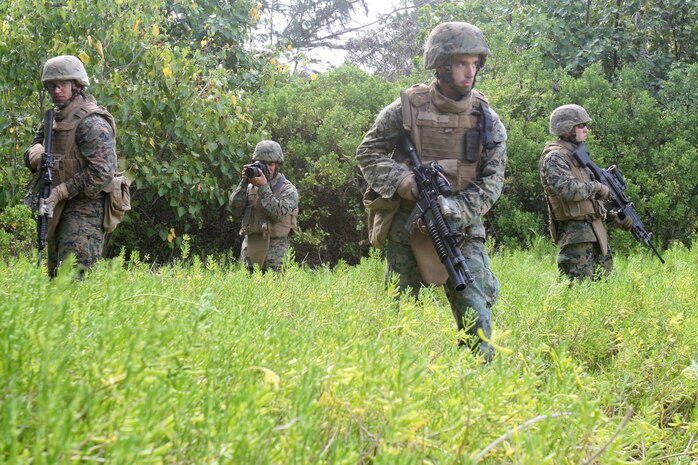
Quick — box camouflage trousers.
[558,241,613,281]
[385,237,500,356]
[48,196,105,278]
[241,235,290,272]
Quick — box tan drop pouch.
[363,190,400,249]
[103,176,132,233]
[409,228,448,286]
[246,233,270,266]
[591,218,610,256]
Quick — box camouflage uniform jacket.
[356,81,507,239]
[229,174,299,238]
[539,139,607,246]
[27,96,117,200]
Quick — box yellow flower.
[163,63,172,78]
[248,366,280,391]
[78,51,90,64]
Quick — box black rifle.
[573,141,665,263]
[36,109,55,267]
[402,135,474,290]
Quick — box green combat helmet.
[41,55,90,87]
[252,140,284,163]
[549,104,592,135]
[424,21,490,69]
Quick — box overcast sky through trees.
[306,0,397,70]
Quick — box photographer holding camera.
[229,140,299,272]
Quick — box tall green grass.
[1,244,696,464]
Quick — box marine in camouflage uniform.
[229,140,299,272]
[539,104,632,281]
[25,55,117,277]
[357,22,507,361]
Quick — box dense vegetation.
[1,243,696,463]
[1,0,696,265]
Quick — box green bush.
[0,203,35,260]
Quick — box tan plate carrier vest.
[240,175,298,266]
[541,140,609,255]
[401,84,489,285]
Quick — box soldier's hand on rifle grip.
[40,183,69,218]
[397,174,418,201]
[595,182,610,200]
[415,218,429,234]
[27,144,44,171]
[615,214,633,231]
[437,195,463,227]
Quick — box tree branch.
[580,407,634,465]
[472,412,574,462]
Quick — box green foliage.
[0,203,34,260]
[1,247,696,463]
[246,65,400,265]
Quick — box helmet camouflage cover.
[42,55,90,87]
[252,140,284,163]
[549,104,592,135]
[424,21,490,69]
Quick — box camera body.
[244,160,271,180]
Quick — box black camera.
[244,160,270,180]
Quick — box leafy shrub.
[0,203,35,260]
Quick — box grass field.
[1,242,696,464]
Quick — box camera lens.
[244,166,260,179]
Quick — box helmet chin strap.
[440,60,476,97]
[54,83,84,109]
[561,132,578,144]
